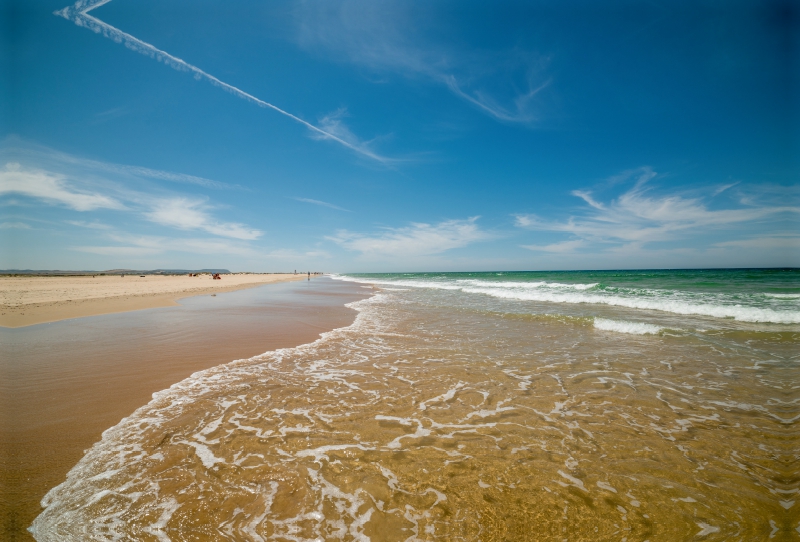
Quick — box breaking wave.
[332,275,800,324]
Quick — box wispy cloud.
[515,168,799,248]
[263,248,333,260]
[91,106,129,124]
[3,137,239,190]
[296,1,551,124]
[0,162,124,211]
[0,221,32,229]
[328,217,490,257]
[293,196,351,212]
[85,161,237,190]
[74,233,261,257]
[522,239,586,253]
[310,108,394,162]
[712,182,739,196]
[713,235,799,250]
[145,198,262,240]
[0,150,263,242]
[442,74,551,124]
[55,0,390,163]
[65,220,113,230]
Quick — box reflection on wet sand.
[1,279,368,541]
[31,288,798,541]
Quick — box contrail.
[55,0,388,163]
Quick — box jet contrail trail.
[55,0,388,163]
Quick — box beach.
[24,269,799,541]
[1,277,371,541]
[11,0,792,538]
[0,273,305,328]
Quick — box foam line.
[594,318,662,335]
[54,0,388,163]
[331,274,800,324]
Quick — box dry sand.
[0,273,305,327]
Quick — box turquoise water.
[340,268,800,326]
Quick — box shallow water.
[30,271,800,541]
[2,279,366,541]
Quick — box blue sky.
[1,0,797,271]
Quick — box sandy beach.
[1,277,371,541]
[0,273,305,327]
[5,272,797,541]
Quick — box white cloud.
[293,196,351,212]
[66,220,113,230]
[328,217,490,257]
[296,1,550,124]
[522,239,586,253]
[145,198,262,240]
[513,214,539,228]
[5,137,238,190]
[570,190,606,210]
[73,158,237,190]
[442,74,551,124]
[309,108,394,163]
[0,221,31,229]
[0,162,124,211]
[0,146,264,242]
[713,236,800,250]
[0,157,262,240]
[712,182,739,196]
[516,168,799,245]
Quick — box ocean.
[30,269,799,541]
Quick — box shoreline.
[0,273,305,328]
[2,277,371,541]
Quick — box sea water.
[30,270,799,540]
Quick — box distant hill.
[0,268,232,276]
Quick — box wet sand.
[0,273,304,328]
[1,277,371,541]
[27,280,798,541]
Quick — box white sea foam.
[696,522,720,536]
[184,441,224,469]
[596,481,617,493]
[418,382,464,411]
[29,293,389,541]
[594,318,662,335]
[456,279,599,291]
[331,274,800,324]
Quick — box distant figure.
[294,269,297,275]
[308,271,310,281]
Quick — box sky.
[1,0,798,272]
